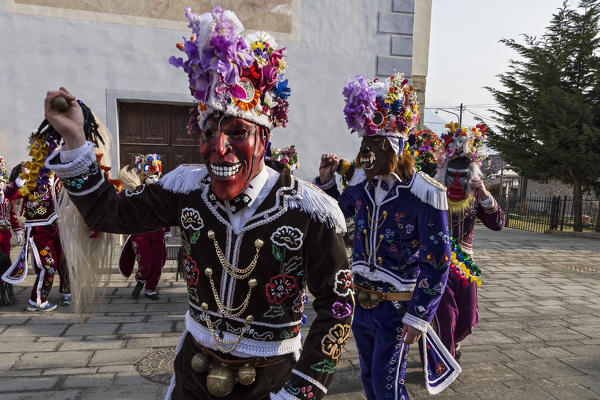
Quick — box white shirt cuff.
[402,313,429,333]
[479,196,495,209]
[60,142,95,163]
[15,177,26,188]
[270,389,299,400]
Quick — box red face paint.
[199,116,267,201]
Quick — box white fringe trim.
[410,171,448,211]
[288,179,347,234]
[347,168,366,186]
[158,164,207,194]
[164,328,189,400]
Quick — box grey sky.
[424,0,569,133]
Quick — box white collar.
[374,173,400,187]
[241,164,268,208]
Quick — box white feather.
[288,179,347,234]
[158,164,207,194]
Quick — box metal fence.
[499,195,600,233]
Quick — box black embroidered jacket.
[47,145,353,400]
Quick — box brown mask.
[356,136,397,182]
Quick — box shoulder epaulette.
[347,168,366,187]
[288,178,347,234]
[410,171,448,210]
[158,164,207,194]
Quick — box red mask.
[199,115,268,201]
[445,157,471,202]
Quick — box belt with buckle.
[355,284,413,309]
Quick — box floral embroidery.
[331,301,352,319]
[265,274,298,304]
[281,255,302,274]
[394,212,405,222]
[333,269,354,297]
[270,226,303,251]
[183,254,199,286]
[321,323,350,360]
[292,289,306,313]
[405,224,415,234]
[310,359,336,374]
[180,207,204,231]
[356,199,362,210]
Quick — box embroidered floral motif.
[310,359,336,374]
[183,254,199,286]
[270,226,303,251]
[356,199,362,210]
[125,185,145,197]
[394,212,405,222]
[321,323,350,360]
[331,301,352,319]
[181,207,204,231]
[405,224,415,234]
[292,289,306,313]
[265,274,298,304]
[333,269,354,297]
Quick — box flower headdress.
[342,72,420,154]
[0,157,7,183]
[407,129,442,176]
[170,6,290,130]
[134,154,162,181]
[439,123,487,163]
[269,145,299,171]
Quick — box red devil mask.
[445,157,472,202]
[199,114,268,201]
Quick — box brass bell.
[208,230,215,239]
[237,363,256,386]
[190,352,210,373]
[248,278,257,288]
[206,364,235,397]
[205,268,213,277]
[201,302,209,311]
[254,239,264,249]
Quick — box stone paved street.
[1,227,599,400]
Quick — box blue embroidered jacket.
[317,169,451,331]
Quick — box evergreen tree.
[487,0,600,231]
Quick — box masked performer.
[118,154,170,300]
[315,74,460,399]
[433,123,504,360]
[0,158,21,306]
[44,6,352,400]
[0,158,23,256]
[3,141,70,311]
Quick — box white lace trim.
[185,312,302,359]
[45,142,97,178]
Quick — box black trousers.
[171,333,295,400]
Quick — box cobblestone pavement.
[1,227,599,400]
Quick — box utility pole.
[458,103,463,127]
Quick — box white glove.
[164,231,172,242]
[15,231,24,245]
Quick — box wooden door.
[118,101,202,174]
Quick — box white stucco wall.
[0,0,428,180]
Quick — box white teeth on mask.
[210,163,242,177]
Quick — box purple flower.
[258,65,279,94]
[342,76,377,133]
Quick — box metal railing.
[499,195,600,233]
